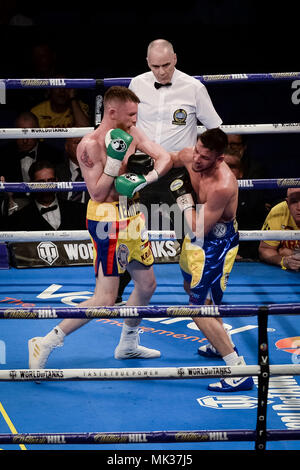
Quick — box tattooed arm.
[76,137,116,202]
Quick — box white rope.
[0,127,94,139]
[199,123,300,134]
[0,123,300,139]
[2,364,300,381]
[239,230,300,241]
[0,230,89,242]
[0,230,299,242]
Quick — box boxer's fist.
[127,153,154,175]
[115,168,158,198]
[115,173,148,198]
[104,128,133,177]
[169,171,195,212]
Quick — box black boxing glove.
[127,153,154,175]
[169,170,195,212]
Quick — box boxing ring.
[0,73,300,453]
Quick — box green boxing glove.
[104,128,133,177]
[115,170,158,198]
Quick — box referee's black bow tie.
[40,205,58,215]
[154,82,172,89]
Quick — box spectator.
[224,147,268,260]
[227,133,266,179]
[0,111,63,214]
[259,188,300,271]
[227,133,283,209]
[30,78,90,129]
[6,160,86,231]
[56,137,89,205]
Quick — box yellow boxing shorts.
[180,220,239,305]
[86,196,154,277]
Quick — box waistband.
[187,219,238,245]
[87,196,141,222]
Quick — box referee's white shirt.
[129,68,222,152]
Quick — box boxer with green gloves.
[28,86,172,371]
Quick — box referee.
[116,38,222,303]
[129,38,222,153]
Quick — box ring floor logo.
[197,395,265,409]
[197,376,300,430]
[276,336,300,364]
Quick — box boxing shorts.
[86,196,154,277]
[179,219,239,305]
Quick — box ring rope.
[2,78,98,89]
[1,178,300,192]
[103,73,300,87]
[1,123,300,140]
[0,229,298,242]
[0,127,94,139]
[2,72,300,89]
[0,364,264,381]
[2,429,300,445]
[1,364,300,382]
[1,303,300,319]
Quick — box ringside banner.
[8,239,181,268]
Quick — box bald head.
[146,39,177,84]
[147,39,174,57]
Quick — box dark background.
[1,1,299,181]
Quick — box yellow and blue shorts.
[86,197,154,277]
[180,220,239,305]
